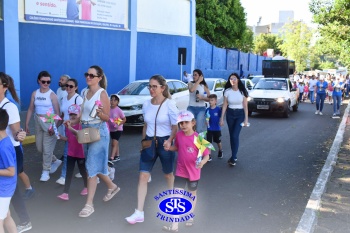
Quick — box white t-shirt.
[188,83,206,107]
[81,88,104,122]
[57,88,68,107]
[309,79,318,91]
[60,93,83,121]
[0,98,20,146]
[224,89,244,109]
[143,99,178,137]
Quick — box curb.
[295,103,350,233]
[23,135,35,145]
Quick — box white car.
[117,79,189,126]
[240,78,254,91]
[205,78,227,107]
[248,75,264,85]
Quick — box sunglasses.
[41,80,51,84]
[65,84,75,89]
[147,85,162,90]
[230,77,238,81]
[84,73,99,79]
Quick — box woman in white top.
[25,71,61,182]
[126,75,178,224]
[56,78,83,185]
[78,65,119,218]
[220,73,248,166]
[187,69,210,133]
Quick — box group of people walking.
[0,67,250,233]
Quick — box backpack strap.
[0,101,10,109]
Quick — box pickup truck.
[247,77,299,118]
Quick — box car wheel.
[248,111,252,116]
[292,100,299,112]
[283,105,290,118]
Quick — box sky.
[240,0,314,26]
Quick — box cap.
[110,94,120,101]
[68,104,81,115]
[177,110,194,123]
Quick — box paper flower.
[39,108,61,139]
[95,100,102,107]
[194,131,215,166]
[111,117,123,126]
[205,111,210,128]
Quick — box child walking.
[108,94,126,162]
[205,94,223,161]
[0,109,17,233]
[57,104,88,201]
[163,110,210,232]
[303,83,309,102]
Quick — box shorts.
[0,197,11,220]
[110,131,122,141]
[174,176,199,191]
[139,136,175,174]
[206,130,221,143]
[15,145,24,174]
[327,90,333,96]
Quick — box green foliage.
[319,61,336,69]
[196,0,253,51]
[279,21,313,72]
[253,34,282,55]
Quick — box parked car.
[117,79,189,126]
[204,78,227,107]
[240,78,254,91]
[248,75,264,85]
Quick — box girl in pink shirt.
[303,83,309,101]
[163,110,209,232]
[57,104,87,201]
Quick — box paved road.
[16,101,345,233]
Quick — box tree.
[196,0,253,51]
[279,21,313,72]
[253,34,282,55]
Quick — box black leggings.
[64,156,87,193]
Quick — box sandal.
[103,186,120,202]
[79,204,94,218]
[185,219,194,227]
[162,225,178,232]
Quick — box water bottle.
[240,122,250,127]
[195,90,199,102]
[89,103,99,118]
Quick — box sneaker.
[40,171,50,182]
[80,188,88,196]
[23,188,35,200]
[126,209,144,224]
[218,150,223,159]
[49,160,62,174]
[108,167,115,181]
[227,159,236,166]
[114,156,121,162]
[315,110,319,115]
[208,156,212,162]
[319,112,323,115]
[17,221,32,233]
[56,177,65,185]
[75,173,82,178]
[57,193,69,201]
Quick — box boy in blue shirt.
[205,94,223,161]
[0,109,17,232]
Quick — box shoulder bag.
[140,98,166,162]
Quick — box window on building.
[0,0,3,20]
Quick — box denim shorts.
[139,135,175,174]
[82,122,109,177]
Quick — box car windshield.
[251,77,262,83]
[118,82,149,95]
[254,79,287,90]
[206,81,214,90]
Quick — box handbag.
[140,98,166,162]
[77,90,101,144]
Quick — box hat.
[110,94,120,101]
[68,104,81,115]
[177,110,194,123]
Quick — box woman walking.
[220,73,248,166]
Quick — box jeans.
[346,84,349,96]
[316,93,326,112]
[333,95,342,114]
[299,92,303,101]
[64,156,87,193]
[309,91,315,103]
[226,108,245,161]
[187,106,206,133]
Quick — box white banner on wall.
[24,0,128,29]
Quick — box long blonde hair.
[90,65,107,89]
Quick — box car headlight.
[130,104,143,110]
[247,97,254,101]
[276,97,285,103]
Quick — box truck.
[247,60,299,118]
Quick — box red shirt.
[65,124,84,158]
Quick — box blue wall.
[19,23,131,109]
[136,33,192,80]
[0,22,4,71]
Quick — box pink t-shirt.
[108,106,125,132]
[65,124,84,158]
[304,85,309,93]
[175,131,209,181]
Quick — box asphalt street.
[16,101,345,233]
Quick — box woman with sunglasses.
[55,79,83,185]
[126,75,178,224]
[78,65,120,218]
[187,69,210,133]
[220,73,248,166]
[25,71,62,182]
